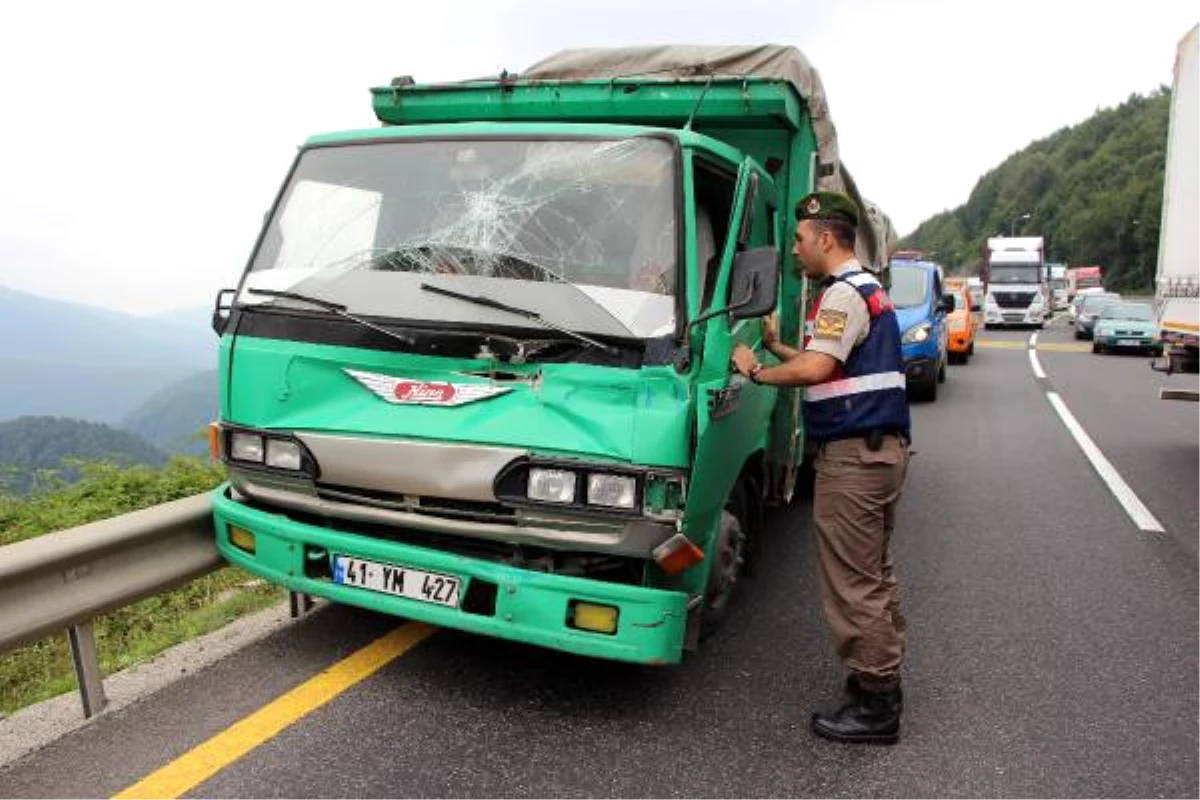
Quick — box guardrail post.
[289,591,314,618]
[67,621,107,718]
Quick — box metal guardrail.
[0,493,223,717]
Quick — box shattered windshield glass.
[241,137,679,339]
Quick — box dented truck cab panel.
[213,86,806,665]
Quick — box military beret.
[796,191,860,227]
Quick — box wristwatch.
[748,363,765,384]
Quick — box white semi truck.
[1153,25,1198,400]
[983,236,1048,328]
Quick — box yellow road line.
[1036,342,1092,353]
[975,339,1091,353]
[114,622,436,800]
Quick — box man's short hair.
[813,217,857,249]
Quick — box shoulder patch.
[814,308,848,340]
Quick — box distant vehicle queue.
[884,248,1151,403]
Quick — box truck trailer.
[207,45,896,665]
[1153,25,1199,395]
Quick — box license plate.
[333,555,461,608]
[1117,339,1141,347]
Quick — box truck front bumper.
[212,485,690,665]
[986,308,1045,326]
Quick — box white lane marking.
[1045,391,1165,533]
[1027,334,1047,379]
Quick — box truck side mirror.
[211,288,236,335]
[728,246,780,320]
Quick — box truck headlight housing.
[222,426,317,476]
[497,459,678,517]
[902,321,931,344]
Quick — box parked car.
[944,279,979,364]
[890,259,953,401]
[1092,302,1163,355]
[1073,292,1121,339]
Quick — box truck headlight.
[902,321,931,344]
[265,439,303,471]
[527,468,577,504]
[230,432,265,463]
[587,474,637,509]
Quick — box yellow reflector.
[229,526,256,554]
[571,602,619,635]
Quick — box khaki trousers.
[813,434,910,682]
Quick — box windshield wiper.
[420,283,618,356]
[245,288,416,347]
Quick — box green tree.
[902,89,1170,292]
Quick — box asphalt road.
[2,314,1197,798]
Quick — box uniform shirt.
[805,259,871,363]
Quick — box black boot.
[814,681,902,744]
[845,674,904,714]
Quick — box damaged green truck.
[209,46,895,664]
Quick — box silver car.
[1073,292,1121,339]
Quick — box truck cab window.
[692,160,736,311]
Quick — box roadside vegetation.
[0,459,284,714]
[902,90,1170,293]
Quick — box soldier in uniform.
[731,190,911,745]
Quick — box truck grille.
[993,291,1035,308]
[316,484,518,525]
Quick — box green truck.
[209,46,895,665]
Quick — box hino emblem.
[344,369,512,407]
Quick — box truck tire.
[700,487,749,640]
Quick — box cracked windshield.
[243,137,679,338]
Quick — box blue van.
[888,258,954,401]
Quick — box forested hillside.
[901,90,1170,291]
[0,416,166,494]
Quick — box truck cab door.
[679,161,780,605]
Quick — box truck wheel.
[700,493,748,640]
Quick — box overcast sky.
[0,0,1194,316]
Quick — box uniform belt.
[819,429,909,451]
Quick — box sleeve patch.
[813,308,848,340]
